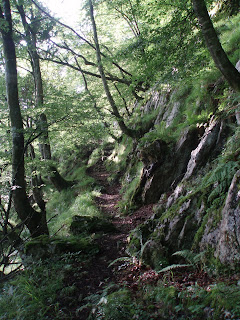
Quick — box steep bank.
[106,76,240,271]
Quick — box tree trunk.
[192,0,240,92]
[17,3,71,192]
[29,144,46,212]
[88,0,140,138]
[38,114,72,191]
[0,0,48,237]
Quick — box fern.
[173,250,204,265]
[108,257,133,268]
[206,161,238,204]
[159,264,191,273]
[159,250,205,273]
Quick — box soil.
[57,161,154,319]
[56,160,229,320]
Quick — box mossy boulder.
[126,219,159,258]
[70,215,115,235]
[24,235,98,259]
[141,240,168,270]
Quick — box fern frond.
[192,251,205,264]
[159,264,192,273]
[140,239,152,256]
[108,257,132,267]
[172,249,195,264]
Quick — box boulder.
[136,126,200,204]
[70,215,115,235]
[24,235,98,259]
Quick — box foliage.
[46,166,101,237]
[118,161,144,213]
[199,126,240,211]
[0,0,239,319]
[86,277,240,320]
[88,287,154,320]
[0,247,98,320]
[0,258,64,320]
[159,250,205,273]
[106,137,133,170]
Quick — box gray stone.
[235,60,240,72]
[165,101,181,127]
[217,170,240,264]
[184,118,221,180]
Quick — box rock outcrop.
[123,86,240,268]
[217,170,240,264]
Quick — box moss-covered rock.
[141,239,169,270]
[70,215,115,235]
[24,235,98,259]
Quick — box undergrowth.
[46,164,102,236]
[87,279,240,320]
[0,258,64,320]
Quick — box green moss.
[69,215,115,235]
[192,213,210,249]
[25,235,98,259]
[118,161,144,213]
[159,190,199,222]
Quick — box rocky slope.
[109,80,240,270]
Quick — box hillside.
[0,0,240,319]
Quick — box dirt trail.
[57,161,224,320]
[89,161,154,253]
[58,161,153,319]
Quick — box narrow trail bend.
[87,160,154,275]
[56,160,221,320]
[59,161,154,320]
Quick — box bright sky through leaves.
[41,0,81,26]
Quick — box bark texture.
[89,0,140,138]
[192,0,240,92]
[0,0,48,237]
[29,144,46,212]
[17,4,71,192]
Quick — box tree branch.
[192,0,240,92]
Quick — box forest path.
[56,160,227,320]
[59,160,154,320]
[89,160,154,237]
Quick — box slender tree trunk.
[192,0,240,92]
[38,113,72,191]
[0,0,48,237]
[29,144,46,212]
[88,0,140,138]
[17,3,71,191]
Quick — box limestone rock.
[141,239,168,270]
[236,60,240,72]
[138,126,200,204]
[217,170,240,264]
[199,216,220,252]
[165,101,180,127]
[184,119,221,180]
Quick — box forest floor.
[56,160,239,320]
[57,160,154,319]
